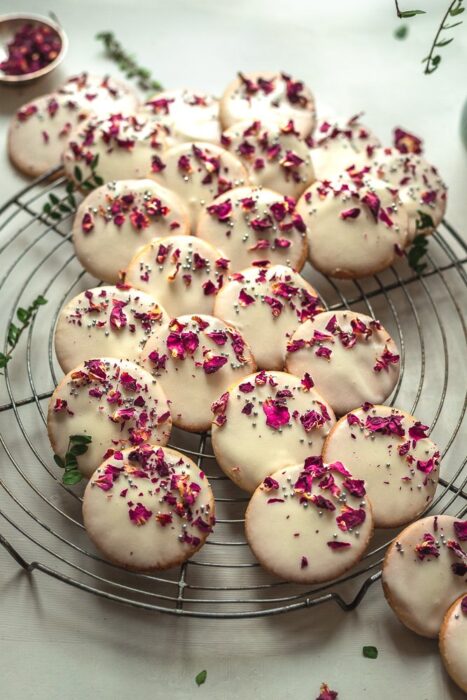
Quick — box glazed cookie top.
[140,314,256,432]
[54,285,168,373]
[58,72,140,114]
[48,358,172,479]
[214,265,322,370]
[307,114,381,181]
[220,72,316,138]
[63,111,170,185]
[211,370,336,493]
[383,515,467,638]
[323,404,440,528]
[285,310,400,415]
[440,595,467,693]
[196,186,308,272]
[221,119,315,198]
[144,89,221,144]
[149,141,248,227]
[125,235,229,317]
[297,176,409,278]
[8,92,91,177]
[83,444,215,571]
[72,179,190,284]
[245,457,373,584]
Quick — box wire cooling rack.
[0,167,466,619]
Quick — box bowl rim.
[0,12,68,83]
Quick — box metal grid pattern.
[0,167,466,618]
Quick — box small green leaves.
[398,9,425,18]
[0,294,48,374]
[74,165,83,182]
[42,154,102,222]
[362,646,378,659]
[95,31,164,92]
[394,25,409,39]
[195,670,207,687]
[416,210,435,230]
[408,233,429,274]
[54,434,92,485]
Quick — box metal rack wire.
[0,167,466,618]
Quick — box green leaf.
[16,307,30,323]
[70,443,89,456]
[43,202,52,214]
[62,470,83,485]
[416,210,434,230]
[70,434,92,444]
[50,211,62,220]
[436,37,454,47]
[81,181,94,191]
[65,452,78,467]
[394,25,409,39]
[59,203,71,213]
[74,166,83,182]
[0,353,9,368]
[7,324,20,346]
[195,670,207,686]
[93,175,104,186]
[53,454,65,469]
[49,193,60,205]
[66,181,75,194]
[91,154,100,169]
[399,9,425,17]
[363,646,378,659]
[450,7,465,17]
[33,295,47,307]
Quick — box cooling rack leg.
[0,532,37,573]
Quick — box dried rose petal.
[394,127,423,155]
[327,541,351,550]
[415,532,440,560]
[342,477,366,498]
[262,398,290,430]
[340,207,360,220]
[454,521,467,541]
[81,212,94,234]
[301,372,314,391]
[128,503,152,526]
[203,353,228,374]
[263,476,280,491]
[336,505,366,532]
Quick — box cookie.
[72,179,190,284]
[83,444,215,571]
[439,594,467,694]
[211,370,336,493]
[214,265,322,370]
[382,515,467,638]
[149,141,248,227]
[54,285,168,373]
[140,314,256,432]
[63,111,170,185]
[221,119,315,198]
[144,89,220,144]
[59,72,140,114]
[297,176,410,278]
[125,235,229,317]
[48,358,172,479]
[323,405,440,528]
[245,457,373,583]
[219,71,316,138]
[196,186,308,272]
[285,311,400,415]
[307,114,381,181]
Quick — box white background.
[0,1,466,698]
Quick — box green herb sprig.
[195,670,207,687]
[406,210,435,274]
[96,31,163,93]
[0,295,47,374]
[362,645,379,659]
[54,435,92,485]
[42,155,103,222]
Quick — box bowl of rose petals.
[0,13,68,84]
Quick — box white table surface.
[0,1,466,698]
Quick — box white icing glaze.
[63,112,170,185]
[144,89,221,144]
[211,370,336,493]
[83,444,215,571]
[383,515,467,638]
[323,404,439,528]
[196,186,308,272]
[47,358,172,478]
[245,459,373,583]
[219,71,316,138]
[440,595,467,693]
[214,265,322,370]
[222,119,315,198]
[125,235,228,317]
[72,179,190,284]
[285,311,400,415]
[297,176,410,278]
[140,314,256,432]
[58,72,140,115]
[54,286,168,373]
[149,141,248,228]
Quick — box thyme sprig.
[95,31,164,93]
[0,295,47,374]
[42,155,103,222]
[54,434,92,485]
[406,211,435,273]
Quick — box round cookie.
[63,111,170,185]
[196,186,308,272]
[440,594,467,694]
[211,370,336,493]
[382,515,467,638]
[245,457,373,583]
[307,114,381,181]
[54,285,168,373]
[125,235,229,317]
[8,93,91,177]
[221,119,315,198]
[323,405,440,528]
[144,89,220,144]
[140,314,256,432]
[72,179,190,284]
[297,176,410,278]
[48,358,172,479]
[58,72,140,115]
[83,444,215,571]
[214,265,322,370]
[149,141,248,228]
[220,71,316,139]
[365,147,447,241]
[285,311,400,415]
